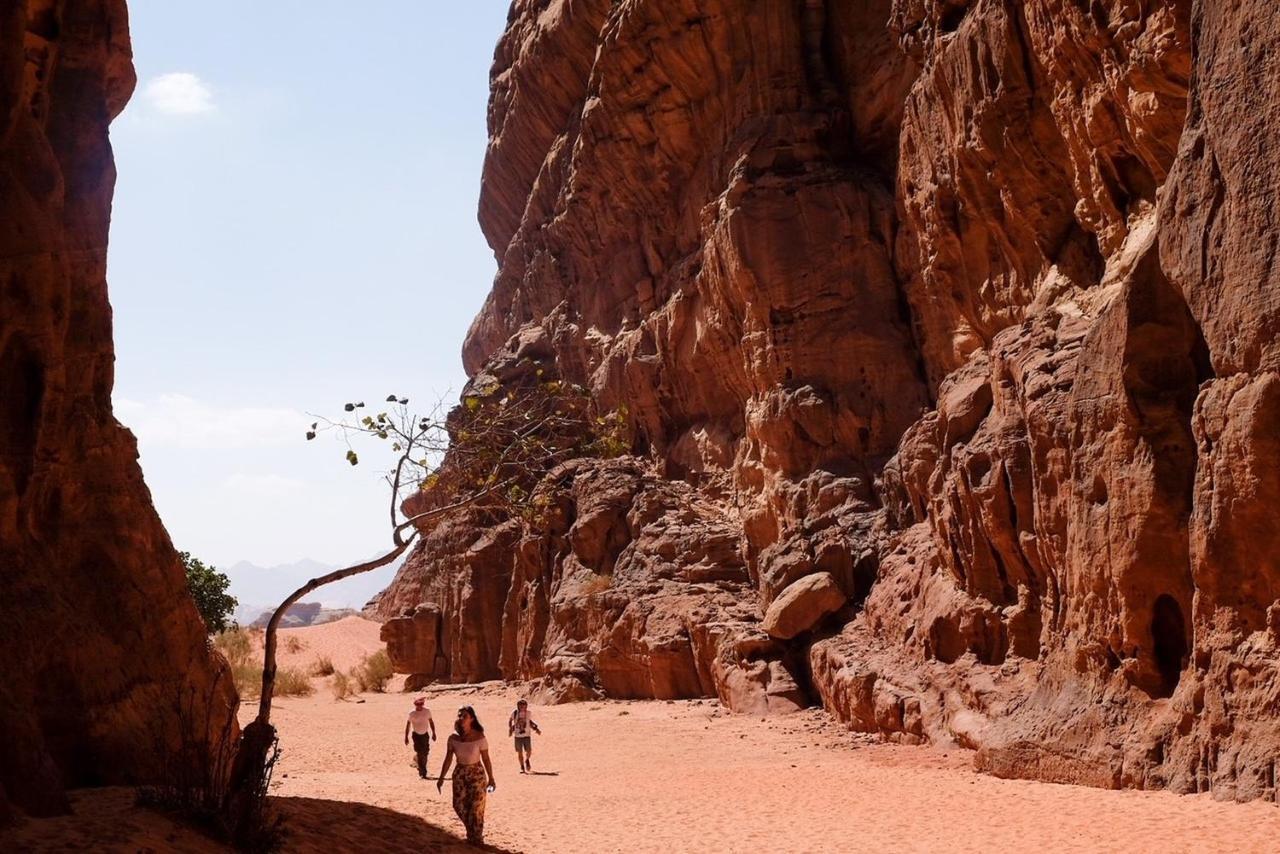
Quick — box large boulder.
[381,604,445,678]
[762,574,847,640]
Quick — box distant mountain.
[221,553,405,615]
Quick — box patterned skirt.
[451,761,488,843]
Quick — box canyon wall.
[377,0,1280,799]
[0,0,237,818]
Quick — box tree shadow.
[272,796,520,853]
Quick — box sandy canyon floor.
[6,618,1280,852]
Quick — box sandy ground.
[272,615,384,674]
[7,617,1280,852]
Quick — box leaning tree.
[223,371,626,831]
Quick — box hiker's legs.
[515,736,531,771]
[412,732,429,778]
[452,763,486,843]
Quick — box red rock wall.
[0,0,237,817]
[379,0,1280,799]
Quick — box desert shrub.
[214,627,254,666]
[215,628,263,698]
[283,636,305,654]
[353,649,394,693]
[229,659,263,699]
[274,666,314,697]
[310,655,335,677]
[331,670,353,700]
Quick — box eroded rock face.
[380,0,1280,799]
[0,1,237,818]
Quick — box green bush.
[331,670,353,700]
[310,655,335,677]
[182,552,237,634]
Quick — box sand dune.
[272,615,384,674]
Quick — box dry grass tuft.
[353,649,394,693]
[274,666,314,697]
[331,670,354,700]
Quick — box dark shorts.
[514,735,532,752]
[412,732,431,754]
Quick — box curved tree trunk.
[254,543,410,725]
[224,542,410,831]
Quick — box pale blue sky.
[109,2,510,570]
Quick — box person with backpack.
[507,698,542,773]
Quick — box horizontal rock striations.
[0,1,237,818]
[377,0,1280,800]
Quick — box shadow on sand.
[272,796,520,853]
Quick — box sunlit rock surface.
[377,0,1280,799]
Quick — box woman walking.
[436,705,496,845]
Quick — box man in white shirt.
[508,698,542,773]
[404,697,436,779]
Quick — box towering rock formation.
[377,0,1280,799]
[0,1,237,818]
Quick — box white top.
[450,734,489,766]
[408,708,433,734]
[510,708,535,737]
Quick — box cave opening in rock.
[1151,594,1188,698]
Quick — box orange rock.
[376,0,1280,802]
[0,2,236,818]
[762,573,847,640]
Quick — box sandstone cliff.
[0,1,237,818]
[377,0,1280,800]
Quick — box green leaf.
[346,450,359,466]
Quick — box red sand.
[7,618,1280,852]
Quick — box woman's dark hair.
[455,705,485,735]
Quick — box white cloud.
[142,72,215,115]
[116,394,307,450]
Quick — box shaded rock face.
[0,1,237,818]
[380,0,1280,799]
